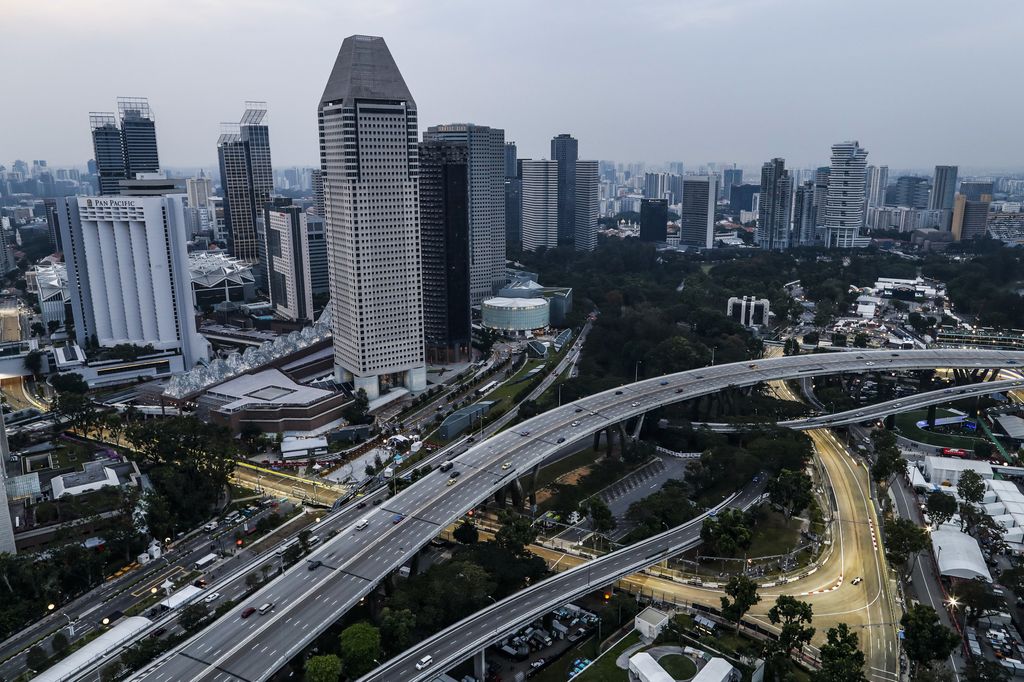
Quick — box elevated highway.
[130,349,1024,682]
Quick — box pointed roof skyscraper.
[320,35,415,106]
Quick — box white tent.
[932,527,992,582]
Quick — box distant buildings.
[217,103,274,265]
[866,165,888,210]
[264,203,315,322]
[824,141,868,248]
[33,262,70,327]
[185,173,215,235]
[551,133,578,246]
[888,175,930,209]
[520,159,559,251]
[793,181,816,246]
[757,158,792,250]
[678,176,717,249]
[189,252,255,310]
[730,183,759,212]
[727,296,771,327]
[89,97,160,195]
[423,123,506,305]
[930,165,958,211]
[722,168,742,203]
[574,160,599,251]
[952,182,993,241]
[868,206,949,233]
[418,140,471,363]
[57,193,209,370]
[504,142,521,244]
[639,198,668,242]
[318,35,425,400]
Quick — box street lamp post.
[634,361,642,383]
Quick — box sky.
[2,0,1022,172]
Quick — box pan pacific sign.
[80,197,142,209]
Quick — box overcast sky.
[3,0,1022,172]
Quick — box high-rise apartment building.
[867,165,888,209]
[574,160,599,252]
[58,193,208,370]
[43,197,63,251]
[639,198,668,242]
[89,98,160,196]
[951,184,993,241]
[419,140,471,363]
[889,176,930,209]
[678,176,718,249]
[217,103,274,264]
[551,134,578,245]
[757,158,792,250]
[89,112,127,195]
[185,173,215,235]
[930,165,958,211]
[311,169,325,217]
[504,143,522,245]
[520,159,559,252]
[643,172,668,200]
[960,181,994,202]
[423,123,506,305]
[824,141,868,248]
[730,183,759,212]
[265,203,315,322]
[793,181,816,246]
[306,215,329,297]
[318,35,425,399]
[722,168,743,203]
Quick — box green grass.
[658,654,697,679]
[486,358,545,407]
[745,509,802,558]
[894,409,988,449]
[529,447,601,489]
[570,630,640,682]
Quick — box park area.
[894,408,991,449]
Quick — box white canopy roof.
[932,527,992,582]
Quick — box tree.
[967,660,1010,682]
[951,578,1001,624]
[100,662,124,682]
[380,607,417,654]
[871,447,906,487]
[883,517,931,572]
[50,372,89,394]
[900,604,959,667]
[338,622,381,679]
[767,469,813,519]
[23,349,44,379]
[48,319,61,335]
[494,511,537,556]
[179,602,209,631]
[51,630,70,655]
[957,470,985,506]
[304,654,342,682]
[926,491,957,528]
[452,520,479,544]
[343,389,371,425]
[813,624,867,682]
[245,572,262,590]
[768,595,815,656]
[720,575,760,631]
[27,645,48,672]
[853,333,869,348]
[803,331,820,346]
[53,392,96,434]
[31,321,46,337]
[915,662,955,682]
[700,509,753,557]
[998,566,1024,597]
[587,498,617,534]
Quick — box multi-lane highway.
[696,377,1024,432]
[130,349,1024,682]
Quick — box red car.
[241,607,256,619]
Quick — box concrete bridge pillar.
[593,430,602,451]
[494,487,507,507]
[509,478,524,508]
[473,650,487,681]
[527,463,539,509]
[927,404,937,428]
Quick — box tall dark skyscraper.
[639,198,668,242]
[504,142,522,245]
[574,160,599,251]
[551,133,578,245]
[89,113,127,195]
[419,140,471,363]
[758,158,792,250]
[930,165,958,211]
[889,175,930,209]
[678,176,717,249]
[117,97,160,178]
[217,103,274,264]
[793,181,816,246]
[722,167,743,203]
[812,166,830,239]
[89,97,160,196]
[730,183,759,212]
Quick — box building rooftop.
[206,368,334,412]
[932,526,992,582]
[628,652,674,682]
[320,35,415,106]
[189,252,254,288]
[635,606,669,628]
[995,415,1024,440]
[482,297,548,310]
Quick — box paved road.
[130,349,1024,682]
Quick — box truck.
[193,553,219,570]
[383,466,395,479]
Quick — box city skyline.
[3,0,1023,170]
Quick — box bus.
[476,381,498,396]
[941,448,970,458]
[193,553,219,570]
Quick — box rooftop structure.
[931,526,992,582]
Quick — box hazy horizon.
[3,0,1022,171]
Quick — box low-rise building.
[634,607,669,640]
[50,459,140,498]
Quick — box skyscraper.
[722,167,743,203]
[639,198,668,242]
[574,160,599,252]
[520,159,559,252]
[419,140,471,363]
[265,202,315,322]
[951,184,992,241]
[643,172,667,200]
[117,97,160,179]
[311,169,325,217]
[867,165,888,209]
[551,133,578,245]
[824,141,868,248]
[678,176,718,249]
[89,112,126,195]
[58,193,208,371]
[930,165,958,211]
[890,176,930,209]
[185,173,215,235]
[423,123,506,305]
[960,181,994,201]
[318,35,425,399]
[217,103,274,265]
[812,166,830,240]
[757,158,793,250]
[793,181,816,246]
[504,143,522,245]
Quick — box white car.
[501,462,512,470]
[204,592,221,604]
[570,421,580,427]
[416,655,434,671]
[631,401,640,407]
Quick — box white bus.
[193,553,219,570]
[476,381,498,396]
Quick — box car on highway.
[557,437,565,443]
[204,592,221,604]
[308,560,323,571]
[356,519,369,531]
[149,627,167,638]
[258,602,275,615]
[660,380,669,386]
[501,462,512,470]
[574,407,583,413]
[356,501,367,509]
[631,401,640,407]
[571,421,580,427]
[241,607,257,619]
[851,576,863,585]
[202,521,218,532]
[520,430,530,436]
[373,498,384,506]
[615,390,623,395]
[675,388,684,393]
[446,478,458,486]
[392,514,404,524]
[865,361,874,366]
[416,655,434,671]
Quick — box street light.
[634,360,642,383]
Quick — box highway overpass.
[691,377,1024,432]
[129,349,1024,682]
